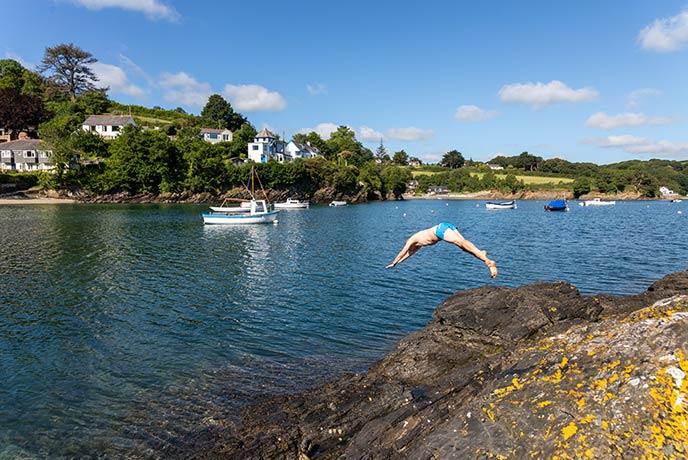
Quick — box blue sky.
[3,0,688,164]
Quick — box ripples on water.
[0,200,686,457]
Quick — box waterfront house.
[0,139,53,172]
[200,128,233,144]
[285,141,322,160]
[247,128,285,163]
[82,115,136,140]
[427,185,449,194]
[660,186,677,197]
[407,180,419,192]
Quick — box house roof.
[0,139,48,150]
[200,128,231,134]
[82,115,136,126]
[255,128,276,139]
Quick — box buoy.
[446,203,449,206]
[431,210,435,213]
[403,212,407,217]
[679,211,683,214]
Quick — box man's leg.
[443,229,498,278]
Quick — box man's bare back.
[386,223,498,278]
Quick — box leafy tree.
[392,149,409,165]
[381,165,413,198]
[572,177,591,198]
[39,43,99,101]
[375,140,387,160]
[69,129,109,158]
[76,90,111,115]
[326,126,373,167]
[227,123,257,159]
[0,59,26,92]
[0,89,49,138]
[441,150,465,168]
[106,126,183,193]
[200,94,247,131]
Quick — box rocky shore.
[183,271,688,459]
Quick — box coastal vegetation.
[1,43,687,201]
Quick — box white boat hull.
[579,200,615,206]
[202,211,279,224]
[486,201,516,210]
[329,201,347,207]
[274,200,309,209]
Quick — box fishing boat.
[578,198,615,206]
[274,198,309,209]
[486,200,516,210]
[544,199,569,212]
[329,200,347,207]
[202,199,278,224]
[202,166,279,224]
[671,198,683,203]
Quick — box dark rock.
[182,271,688,459]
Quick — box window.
[222,134,229,141]
[252,145,259,150]
[112,125,120,132]
[209,134,217,139]
[24,151,36,158]
[1,151,10,158]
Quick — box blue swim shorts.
[434,222,456,240]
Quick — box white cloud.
[159,72,212,107]
[298,123,339,140]
[585,112,675,130]
[90,62,146,98]
[68,0,179,20]
[498,80,598,109]
[626,88,660,110]
[586,134,688,158]
[639,9,688,52]
[223,84,286,112]
[4,52,35,70]
[307,83,327,96]
[385,127,434,141]
[454,105,499,122]
[359,126,384,142]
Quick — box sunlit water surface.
[0,199,686,458]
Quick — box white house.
[0,139,54,172]
[488,164,504,170]
[285,141,322,160]
[200,128,233,144]
[248,128,285,163]
[82,115,136,140]
[660,186,676,196]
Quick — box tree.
[572,177,591,198]
[392,149,409,165]
[441,150,465,168]
[200,94,248,131]
[375,140,387,160]
[76,90,111,115]
[0,59,26,92]
[39,43,99,101]
[293,131,330,157]
[327,126,373,166]
[0,89,49,138]
[227,123,257,159]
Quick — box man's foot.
[486,260,498,278]
[386,263,396,269]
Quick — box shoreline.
[0,191,683,205]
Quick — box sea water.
[0,199,685,458]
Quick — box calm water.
[0,199,686,458]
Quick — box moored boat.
[544,199,569,212]
[202,199,278,224]
[329,200,347,207]
[486,200,516,210]
[579,198,615,206]
[274,198,309,209]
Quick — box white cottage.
[82,115,136,140]
[285,141,322,160]
[200,128,233,144]
[247,128,285,163]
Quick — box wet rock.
[185,271,688,459]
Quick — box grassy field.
[411,169,574,185]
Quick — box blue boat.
[544,199,569,212]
